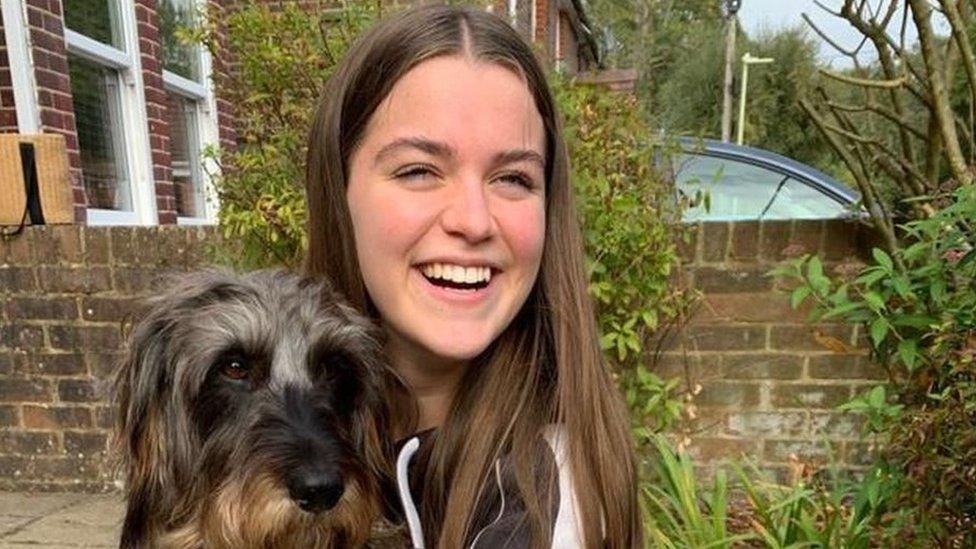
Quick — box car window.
[674,153,849,221]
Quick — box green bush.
[774,184,976,545]
[554,78,692,441]
[195,1,380,268]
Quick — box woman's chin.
[423,337,492,364]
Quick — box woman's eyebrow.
[374,137,454,165]
[491,149,544,170]
[373,136,544,169]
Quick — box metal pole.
[736,53,774,145]
[736,54,749,145]
[720,0,741,142]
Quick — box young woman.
[304,5,641,548]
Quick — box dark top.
[390,429,564,548]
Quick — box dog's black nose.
[289,472,345,513]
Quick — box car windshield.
[674,153,850,221]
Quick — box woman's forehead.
[363,56,546,159]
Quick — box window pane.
[167,92,204,218]
[675,154,846,221]
[159,0,202,82]
[762,179,849,219]
[64,0,124,49]
[69,53,131,211]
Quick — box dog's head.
[115,269,390,547]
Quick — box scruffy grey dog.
[114,270,399,548]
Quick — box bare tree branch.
[909,0,973,185]
[802,13,867,58]
[825,101,928,140]
[819,70,907,88]
[801,99,902,258]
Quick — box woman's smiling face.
[345,55,546,369]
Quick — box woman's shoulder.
[467,425,583,548]
[392,426,585,548]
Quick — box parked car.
[670,138,861,222]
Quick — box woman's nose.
[439,178,494,243]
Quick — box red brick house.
[0,0,598,228]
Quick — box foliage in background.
[586,0,721,119]
[765,2,976,544]
[653,25,837,175]
[554,77,693,441]
[800,1,976,252]
[641,433,905,548]
[585,2,844,178]
[193,1,380,269]
[774,184,976,545]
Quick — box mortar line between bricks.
[0,495,86,539]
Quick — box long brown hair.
[304,5,641,547]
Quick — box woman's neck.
[386,335,468,433]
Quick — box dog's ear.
[349,342,397,496]
[115,300,174,548]
[115,270,239,546]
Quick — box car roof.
[676,137,860,206]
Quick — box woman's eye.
[394,165,437,182]
[496,171,535,190]
[219,358,249,381]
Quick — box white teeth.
[420,262,493,284]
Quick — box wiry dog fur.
[114,270,396,548]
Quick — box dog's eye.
[220,358,249,381]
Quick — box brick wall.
[0,225,216,491]
[0,220,883,491]
[556,10,578,73]
[23,0,87,223]
[135,0,177,225]
[208,0,238,152]
[0,9,18,133]
[661,219,884,479]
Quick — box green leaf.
[807,255,824,280]
[807,256,830,295]
[898,339,918,370]
[854,269,888,286]
[869,318,889,347]
[872,247,893,270]
[820,300,862,319]
[790,286,812,309]
[863,291,886,311]
[868,385,886,408]
[641,310,658,329]
[892,315,937,329]
[892,276,912,298]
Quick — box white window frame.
[2,0,41,133]
[65,1,157,226]
[160,0,220,226]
